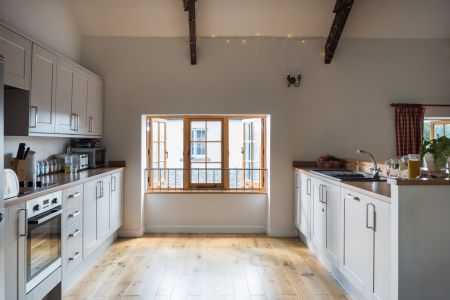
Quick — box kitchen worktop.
[4,167,125,207]
[294,165,391,203]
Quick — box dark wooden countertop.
[294,167,391,203]
[4,167,125,208]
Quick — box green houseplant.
[420,136,450,171]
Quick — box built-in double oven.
[25,191,62,293]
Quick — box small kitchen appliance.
[71,147,108,168]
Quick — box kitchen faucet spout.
[357,149,381,179]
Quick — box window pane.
[152,122,159,142]
[207,121,221,141]
[253,121,261,142]
[244,123,251,141]
[191,122,206,141]
[152,142,159,161]
[191,163,205,183]
[434,124,444,139]
[159,122,165,140]
[252,142,260,162]
[446,124,450,138]
[159,142,165,161]
[207,142,222,162]
[191,142,205,161]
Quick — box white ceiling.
[68,0,450,39]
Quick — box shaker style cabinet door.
[311,178,326,249]
[87,74,104,136]
[110,172,123,231]
[324,182,341,270]
[0,25,32,90]
[55,58,76,134]
[97,176,111,241]
[299,173,311,240]
[342,189,374,299]
[83,179,99,258]
[72,67,89,134]
[29,44,57,133]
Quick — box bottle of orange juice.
[408,154,421,179]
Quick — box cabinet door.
[311,178,326,249]
[294,172,300,230]
[72,67,89,134]
[299,173,311,239]
[87,75,104,136]
[55,58,76,134]
[0,26,31,90]
[110,172,123,231]
[372,199,391,300]
[342,189,373,298]
[83,179,99,258]
[29,44,57,133]
[97,176,111,241]
[324,182,341,269]
[4,204,26,300]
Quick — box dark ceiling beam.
[183,0,197,65]
[324,0,354,64]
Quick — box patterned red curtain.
[395,105,426,156]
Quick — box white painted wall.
[81,36,450,236]
[0,0,82,62]
[145,194,267,233]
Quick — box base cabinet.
[110,172,124,231]
[299,173,311,239]
[324,182,341,269]
[311,178,326,249]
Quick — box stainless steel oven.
[25,191,62,293]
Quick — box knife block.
[11,159,26,181]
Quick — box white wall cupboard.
[294,170,391,300]
[29,44,57,133]
[1,24,104,137]
[0,25,31,90]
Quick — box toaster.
[4,168,19,199]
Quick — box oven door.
[26,207,62,293]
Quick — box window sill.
[145,190,267,195]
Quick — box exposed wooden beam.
[324,0,354,64]
[183,0,197,65]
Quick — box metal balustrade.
[145,168,267,192]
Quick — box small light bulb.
[301,40,306,44]
[211,34,216,38]
[241,39,246,44]
[256,32,261,37]
[226,39,230,44]
[287,33,293,39]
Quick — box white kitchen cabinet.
[299,173,311,239]
[82,179,99,258]
[372,198,391,300]
[87,74,104,136]
[97,176,111,241]
[324,182,341,269]
[342,189,374,299]
[55,58,75,134]
[311,178,326,249]
[294,171,301,230]
[110,172,123,231]
[72,67,89,134]
[0,25,32,90]
[4,203,26,300]
[29,44,57,133]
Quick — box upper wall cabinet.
[0,25,32,90]
[29,44,57,134]
[72,66,89,135]
[87,74,104,136]
[55,57,76,134]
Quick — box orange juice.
[408,160,421,179]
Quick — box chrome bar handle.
[70,113,76,131]
[306,178,311,195]
[69,252,80,261]
[29,106,38,128]
[89,116,93,132]
[19,208,28,237]
[68,211,81,218]
[69,192,81,199]
[69,229,81,238]
[77,114,80,131]
[366,203,376,231]
[346,194,360,201]
[112,176,116,192]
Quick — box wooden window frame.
[147,118,168,188]
[430,120,450,140]
[146,115,267,192]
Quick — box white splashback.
[4,136,70,168]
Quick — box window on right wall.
[424,120,450,141]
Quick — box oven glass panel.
[27,211,61,282]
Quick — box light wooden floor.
[64,234,349,300]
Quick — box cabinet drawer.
[65,221,83,272]
[64,200,82,226]
[63,184,83,207]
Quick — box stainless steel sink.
[310,169,387,182]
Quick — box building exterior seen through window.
[146,115,267,192]
[424,119,450,141]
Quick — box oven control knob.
[52,198,58,204]
[33,204,40,211]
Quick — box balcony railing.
[145,168,267,192]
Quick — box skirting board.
[266,228,299,237]
[119,228,144,238]
[145,226,267,234]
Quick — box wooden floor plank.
[63,234,348,300]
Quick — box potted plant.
[420,136,450,171]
